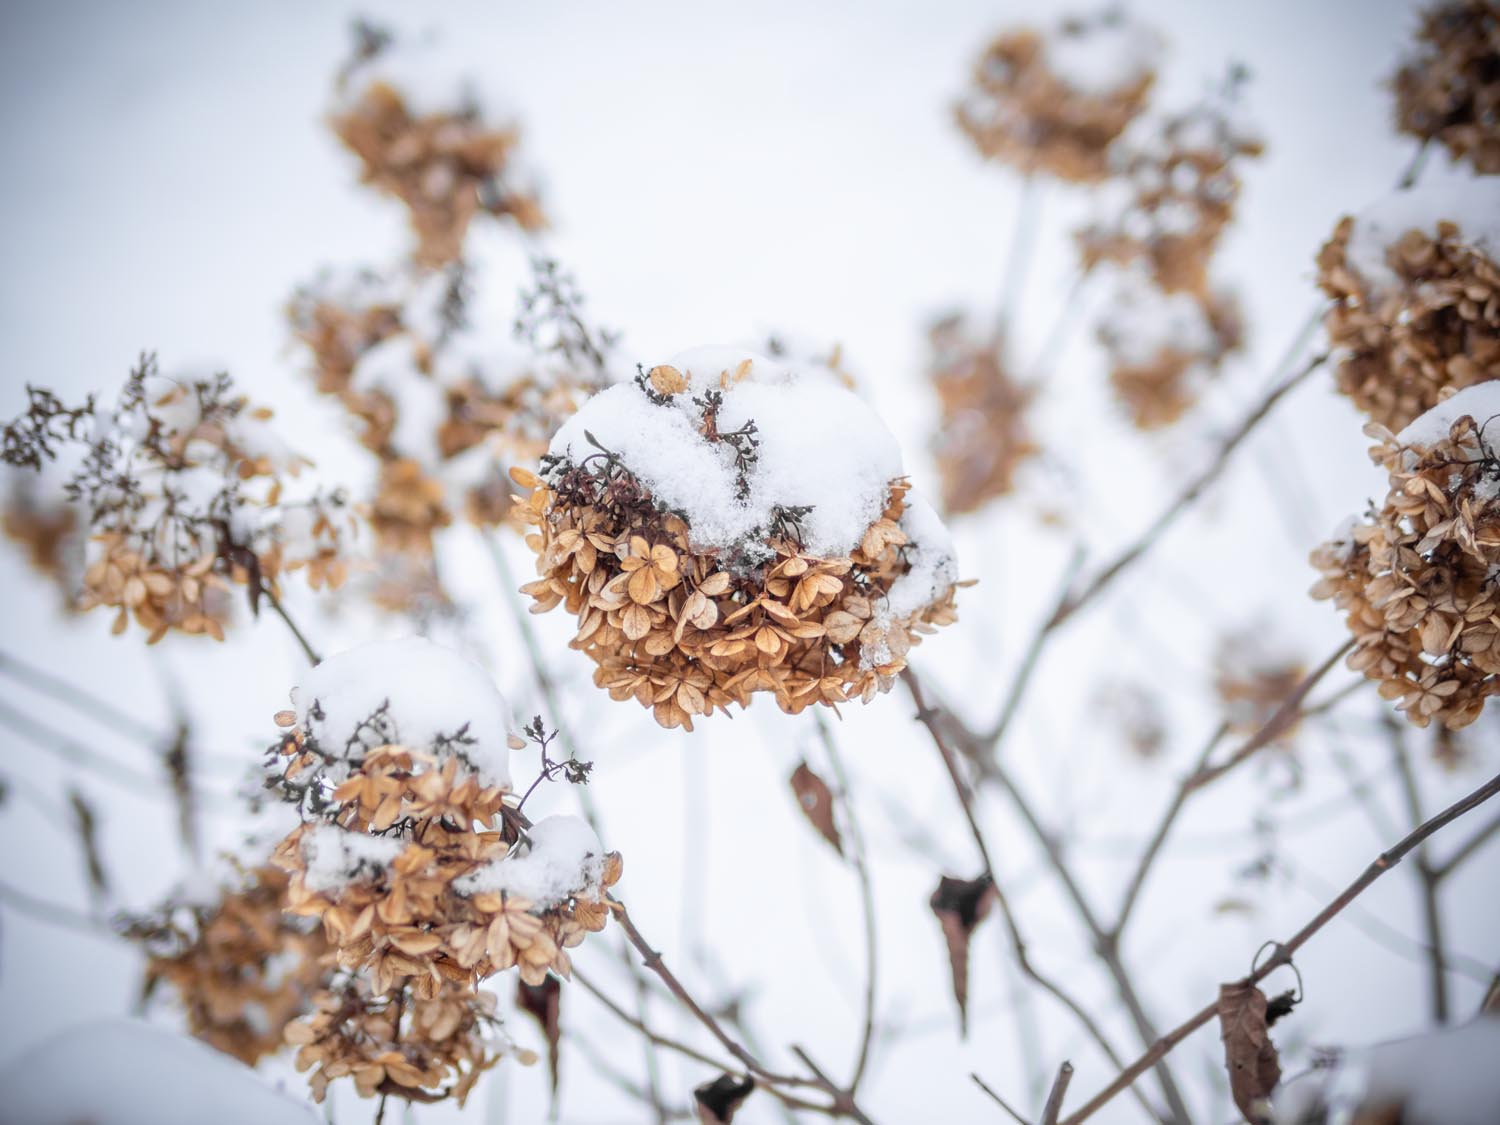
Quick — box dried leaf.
[694,1073,755,1124]
[1217,981,1282,1124]
[517,975,562,1099]
[789,762,843,856]
[929,873,995,1038]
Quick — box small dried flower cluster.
[287,260,610,613]
[124,863,329,1066]
[926,316,1039,513]
[1,356,356,642]
[1214,631,1305,736]
[1096,275,1244,429]
[2,480,80,595]
[1393,1,1500,175]
[1311,385,1500,729]
[1077,72,1264,298]
[956,10,1160,183]
[331,26,544,267]
[265,639,619,1104]
[1316,190,1500,431]
[514,350,963,728]
[286,971,516,1105]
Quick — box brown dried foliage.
[513,369,961,730]
[1317,214,1500,431]
[927,317,1039,513]
[331,80,544,268]
[1311,409,1500,729]
[286,973,512,1104]
[134,864,329,1066]
[1393,1,1500,174]
[1077,99,1263,299]
[1101,289,1244,430]
[273,741,620,997]
[955,19,1155,183]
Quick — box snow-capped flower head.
[330,21,545,267]
[955,8,1162,183]
[926,314,1039,514]
[1393,1,1500,176]
[512,347,964,730]
[0,355,356,643]
[1311,382,1500,731]
[268,638,621,1008]
[1317,176,1500,431]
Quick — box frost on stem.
[0,355,355,642]
[263,638,620,1105]
[1311,383,1500,730]
[330,20,545,267]
[1316,177,1500,431]
[513,348,965,729]
[955,8,1161,183]
[1393,0,1500,176]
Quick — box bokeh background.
[1,1,1495,1122]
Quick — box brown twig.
[1432,805,1500,881]
[813,711,880,1095]
[1040,1061,1074,1125]
[972,1073,1032,1125]
[1059,768,1500,1125]
[1385,718,1449,1022]
[261,583,322,666]
[608,897,879,1121]
[904,670,1162,1123]
[1048,346,1328,637]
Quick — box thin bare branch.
[972,1074,1032,1125]
[1060,767,1500,1125]
[1040,1061,1074,1125]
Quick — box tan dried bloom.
[1214,631,1305,736]
[126,863,329,1066]
[1317,194,1500,431]
[514,349,964,729]
[369,458,453,556]
[331,43,544,268]
[1393,1,1500,174]
[286,973,519,1105]
[1077,72,1263,298]
[3,482,79,593]
[927,316,1039,513]
[1097,277,1243,430]
[63,359,353,642]
[956,11,1160,183]
[1311,385,1500,729]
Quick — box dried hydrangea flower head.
[1311,383,1500,729]
[956,9,1162,183]
[2,356,356,642]
[287,262,612,584]
[122,863,329,1066]
[926,315,1039,513]
[514,348,964,729]
[2,479,80,597]
[1077,68,1263,298]
[286,972,524,1105]
[1214,630,1305,736]
[1317,178,1500,431]
[1393,1,1500,174]
[270,639,620,997]
[1095,272,1243,429]
[330,24,545,267]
